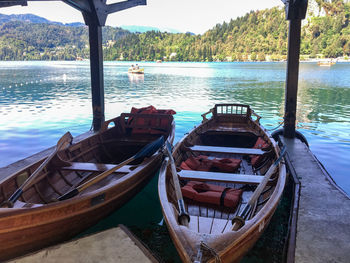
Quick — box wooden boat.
[0,107,175,261]
[128,67,144,74]
[158,104,286,262]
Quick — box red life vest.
[129,105,176,134]
[180,155,242,173]
[181,181,242,208]
[251,137,269,167]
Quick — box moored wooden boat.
[0,107,175,261]
[158,104,286,262]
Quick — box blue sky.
[1,0,283,34]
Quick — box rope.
[266,119,284,131]
[199,241,222,263]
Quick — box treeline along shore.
[0,0,349,62]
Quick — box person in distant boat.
[135,64,139,69]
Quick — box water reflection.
[128,73,144,83]
[0,61,349,194]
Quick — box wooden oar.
[232,146,286,231]
[165,142,190,226]
[1,132,73,208]
[58,136,165,201]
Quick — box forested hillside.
[0,19,129,60]
[0,0,349,61]
[106,0,350,61]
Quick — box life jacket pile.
[181,181,243,209]
[180,155,243,208]
[180,155,242,173]
[129,105,176,134]
[250,137,269,167]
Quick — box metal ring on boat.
[271,128,309,147]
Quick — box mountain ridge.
[0,13,85,27]
[0,0,349,61]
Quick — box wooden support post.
[88,23,105,131]
[283,0,308,138]
[284,18,301,138]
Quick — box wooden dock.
[280,136,350,263]
[8,225,158,263]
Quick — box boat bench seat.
[189,145,265,155]
[178,170,264,185]
[62,162,133,173]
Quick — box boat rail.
[251,109,262,124]
[201,108,214,122]
[202,104,261,124]
[100,113,174,133]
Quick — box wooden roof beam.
[0,0,28,8]
[106,0,146,15]
[62,0,92,13]
[61,0,146,26]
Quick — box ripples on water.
[0,61,349,195]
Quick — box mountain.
[120,25,183,34]
[0,16,129,60]
[0,13,84,27]
[0,0,349,61]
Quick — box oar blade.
[57,132,73,150]
[134,136,165,160]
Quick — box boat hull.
[0,110,175,261]
[0,154,160,261]
[158,104,286,262]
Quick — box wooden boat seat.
[178,170,264,185]
[189,145,265,155]
[62,162,134,173]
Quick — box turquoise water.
[0,61,349,261]
[1,61,349,195]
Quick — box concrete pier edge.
[280,136,350,263]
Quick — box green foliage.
[0,22,129,60]
[0,1,349,61]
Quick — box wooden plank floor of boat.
[9,225,158,263]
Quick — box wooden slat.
[211,218,229,234]
[62,162,133,173]
[188,215,199,232]
[223,219,234,233]
[178,170,263,185]
[190,145,265,155]
[198,216,214,234]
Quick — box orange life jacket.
[180,155,242,173]
[129,105,176,134]
[251,137,269,167]
[181,181,242,208]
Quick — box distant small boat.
[317,60,336,67]
[128,67,144,74]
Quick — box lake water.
[0,61,349,195]
[0,61,349,261]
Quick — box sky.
[0,0,283,34]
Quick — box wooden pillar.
[283,0,308,138]
[88,23,105,131]
[284,18,301,138]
